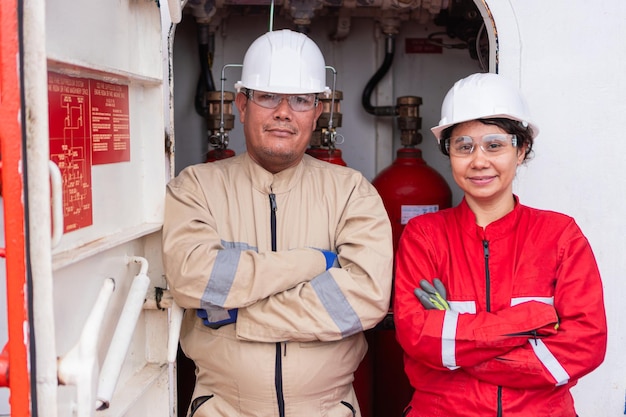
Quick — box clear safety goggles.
[244,89,318,112]
[445,133,518,157]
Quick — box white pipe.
[167,300,184,363]
[142,288,183,363]
[95,256,151,410]
[22,0,60,416]
[57,278,116,417]
[128,254,149,276]
[143,287,175,310]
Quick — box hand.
[414,278,450,310]
[318,249,338,270]
[197,307,238,329]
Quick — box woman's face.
[449,120,526,208]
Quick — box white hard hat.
[234,29,330,95]
[431,72,539,141]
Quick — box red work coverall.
[394,197,607,417]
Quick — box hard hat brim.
[234,80,330,95]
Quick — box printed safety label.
[401,205,439,224]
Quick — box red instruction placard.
[90,81,131,164]
[47,71,130,233]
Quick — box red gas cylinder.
[373,147,452,251]
[370,146,452,417]
[306,147,347,166]
[0,344,9,387]
[206,148,236,162]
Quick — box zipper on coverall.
[483,240,503,417]
[269,192,286,417]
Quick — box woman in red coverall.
[393,72,607,417]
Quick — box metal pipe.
[95,256,152,410]
[361,33,398,117]
[142,287,184,364]
[143,287,175,310]
[142,285,183,417]
[167,300,185,364]
[194,23,216,118]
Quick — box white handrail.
[168,300,185,363]
[48,160,63,248]
[57,278,116,417]
[95,256,152,410]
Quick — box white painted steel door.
[23,1,175,416]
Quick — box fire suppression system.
[205,90,236,162]
[306,89,347,166]
[369,95,452,417]
[191,22,237,163]
[373,95,452,251]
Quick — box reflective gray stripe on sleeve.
[201,241,257,308]
[442,310,460,370]
[311,270,363,337]
[222,240,257,251]
[528,339,570,386]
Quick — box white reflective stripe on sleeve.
[511,296,554,306]
[442,310,460,370]
[528,339,570,386]
[448,300,476,314]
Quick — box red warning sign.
[405,38,443,54]
[47,71,130,233]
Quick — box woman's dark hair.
[438,118,535,162]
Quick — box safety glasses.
[244,89,318,112]
[445,133,518,157]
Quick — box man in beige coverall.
[162,29,393,417]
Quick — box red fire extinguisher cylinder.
[373,147,452,252]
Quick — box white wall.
[501,1,626,415]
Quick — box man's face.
[235,90,323,174]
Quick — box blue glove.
[318,249,337,270]
[197,307,238,329]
